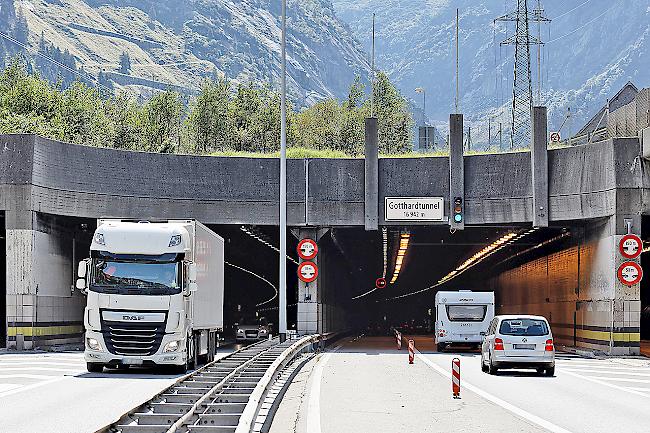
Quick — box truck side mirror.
[188,262,197,282]
[77,260,87,278]
[188,282,198,292]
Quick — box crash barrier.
[408,339,415,364]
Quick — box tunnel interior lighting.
[385,228,540,301]
[382,227,388,279]
[240,226,299,265]
[643,242,650,254]
[390,231,411,284]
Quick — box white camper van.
[435,290,495,351]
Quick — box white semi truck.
[76,219,224,373]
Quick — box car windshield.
[446,305,487,322]
[91,260,180,295]
[499,319,549,336]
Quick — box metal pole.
[279,0,287,342]
[455,8,459,114]
[371,13,375,117]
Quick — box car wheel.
[545,366,555,377]
[481,358,488,372]
[487,356,498,375]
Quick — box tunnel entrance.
[1,212,5,348]
[641,216,650,354]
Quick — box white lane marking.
[0,376,67,399]
[0,384,21,393]
[561,368,650,377]
[0,361,86,370]
[0,374,68,380]
[415,351,574,433]
[625,387,650,393]
[576,375,650,384]
[0,367,84,373]
[556,363,649,370]
[561,370,650,398]
[306,343,344,433]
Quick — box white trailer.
[435,290,495,351]
[76,219,224,372]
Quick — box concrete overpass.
[1,113,649,355]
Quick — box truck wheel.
[186,336,196,371]
[86,362,104,373]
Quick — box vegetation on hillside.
[0,61,414,156]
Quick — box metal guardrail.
[95,334,330,433]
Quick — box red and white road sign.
[550,132,561,143]
[617,261,643,286]
[619,234,642,259]
[396,331,402,350]
[297,261,318,283]
[375,277,387,289]
[408,339,415,364]
[297,238,318,260]
[452,358,461,398]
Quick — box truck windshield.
[446,305,487,322]
[90,260,181,295]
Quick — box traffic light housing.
[453,197,463,223]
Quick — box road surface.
[270,335,650,433]
[0,344,238,433]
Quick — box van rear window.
[446,305,487,322]
[499,319,549,336]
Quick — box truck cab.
[76,220,223,373]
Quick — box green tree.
[139,90,183,153]
[229,82,261,151]
[372,71,413,154]
[105,94,140,150]
[187,77,232,153]
[119,51,131,74]
[59,81,114,147]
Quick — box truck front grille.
[100,314,167,356]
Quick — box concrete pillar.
[449,114,464,230]
[295,228,327,335]
[5,211,86,349]
[531,106,549,227]
[364,118,378,231]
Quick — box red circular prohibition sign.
[617,261,643,286]
[298,261,318,283]
[619,234,642,259]
[297,238,318,260]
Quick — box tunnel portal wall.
[490,220,640,355]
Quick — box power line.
[0,29,114,94]
[547,0,620,44]
[551,0,592,20]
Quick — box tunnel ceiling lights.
[257,302,297,313]
[643,242,650,254]
[240,226,299,265]
[390,231,411,284]
[384,228,540,301]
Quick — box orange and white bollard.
[452,358,461,399]
[396,332,402,350]
[408,339,415,364]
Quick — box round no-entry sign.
[619,234,642,259]
[617,261,643,286]
[375,277,387,289]
[298,261,318,283]
[297,238,318,260]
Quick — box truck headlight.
[259,328,267,334]
[163,340,180,353]
[86,337,102,351]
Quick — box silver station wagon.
[481,315,555,376]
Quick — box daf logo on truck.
[122,315,145,321]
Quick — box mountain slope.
[333,0,650,144]
[4,0,371,105]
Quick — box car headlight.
[237,329,245,334]
[86,337,102,351]
[163,340,180,353]
[259,328,267,334]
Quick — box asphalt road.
[0,344,238,433]
[270,335,650,433]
